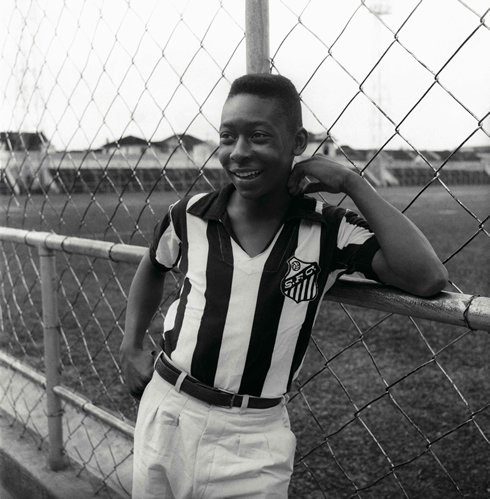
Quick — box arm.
[120,251,166,398]
[288,156,449,297]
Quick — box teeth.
[234,171,261,178]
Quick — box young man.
[120,74,448,498]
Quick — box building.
[0,131,59,194]
[99,134,220,168]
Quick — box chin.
[232,182,268,200]
[233,186,261,199]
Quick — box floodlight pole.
[246,0,270,74]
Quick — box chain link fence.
[1,1,489,497]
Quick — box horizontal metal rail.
[0,227,145,264]
[0,350,135,439]
[325,278,489,332]
[1,227,489,332]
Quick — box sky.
[1,0,489,152]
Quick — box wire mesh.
[1,0,489,497]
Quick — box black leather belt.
[155,355,282,409]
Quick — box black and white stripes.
[150,185,380,397]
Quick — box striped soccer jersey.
[150,184,381,398]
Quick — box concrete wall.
[0,362,132,498]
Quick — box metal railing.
[1,226,488,472]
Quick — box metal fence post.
[245,0,270,74]
[39,245,65,471]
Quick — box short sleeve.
[333,210,381,282]
[149,202,181,272]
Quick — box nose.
[229,136,251,163]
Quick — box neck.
[230,187,293,221]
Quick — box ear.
[293,127,308,156]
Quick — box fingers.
[302,178,324,194]
[129,387,145,400]
[128,370,152,400]
[288,161,309,196]
[120,348,155,400]
[288,160,326,196]
[289,155,359,195]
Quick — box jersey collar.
[187,183,327,225]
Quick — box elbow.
[414,265,449,297]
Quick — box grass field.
[1,183,489,498]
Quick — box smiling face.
[218,93,307,204]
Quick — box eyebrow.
[219,120,274,130]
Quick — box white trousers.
[132,371,296,499]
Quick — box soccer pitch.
[1,183,488,497]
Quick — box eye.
[251,131,269,142]
[219,132,235,144]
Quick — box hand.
[119,344,155,399]
[288,155,359,196]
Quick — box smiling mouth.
[232,170,263,180]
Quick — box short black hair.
[227,74,302,133]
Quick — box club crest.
[281,256,320,303]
